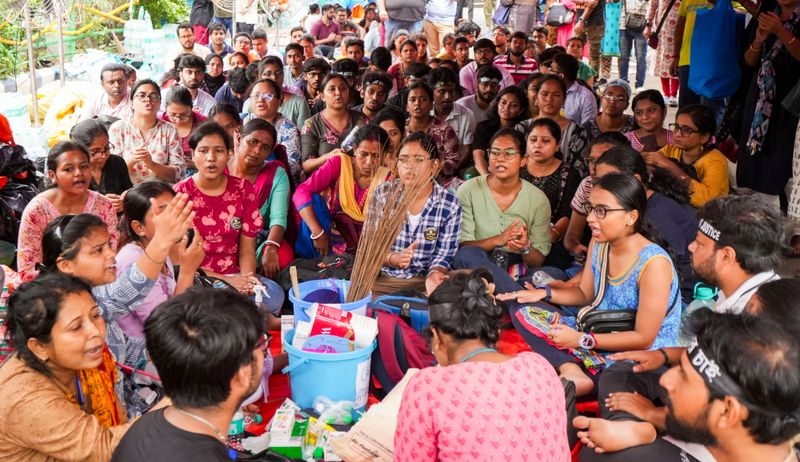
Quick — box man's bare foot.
[560,362,595,396]
[573,416,658,453]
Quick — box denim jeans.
[618,28,647,88]
[383,18,424,45]
[455,0,475,22]
[452,247,568,296]
[211,16,233,35]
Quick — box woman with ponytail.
[394,268,570,462]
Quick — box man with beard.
[111,288,270,461]
[81,63,133,121]
[171,54,217,117]
[310,4,341,59]
[429,67,475,168]
[297,58,331,115]
[492,26,510,56]
[494,31,538,86]
[566,195,786,460]
[164,23,211,72]
[455,64,501,124]
[574,311,800,462]
[458,38,515,96]
[353,72,392,121]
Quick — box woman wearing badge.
[370,132,462,296]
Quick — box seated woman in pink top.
[293,124,390,257]
[394,268,570,462]
[174,122,284,314]
[17,141,118,282]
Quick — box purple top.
[310,19,340,41]
[115,242,176,339]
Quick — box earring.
[38,356,48,362]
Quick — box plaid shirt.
[378,181,462,279]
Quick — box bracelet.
[389,252,399,267]
[789,36,798,46]
[142,248,166,265]
[551,227,562,239]
[749,44,762,53]
[657,348,671,368]
[310,229,325,240]
[265,239,281,248]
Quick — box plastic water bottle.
[489,246,508,269]
[531,271,557,288]
[678,283,717,346]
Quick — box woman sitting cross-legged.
[394,268,570,462]
[0,275,133,460]
[293,124,390,257]
[453,128,552,295]
[174,122,285,316]
[497,173,682,397]
[370,132,462,297]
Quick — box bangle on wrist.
[658,348,671,367]
[788,36,798,46]
[310,229,325,240]
[543,285,552,302]
[749,44,762,53]
[265,239,280,248]
[142,248,166,265]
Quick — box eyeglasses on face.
[251,93,276,102]
[134,93,161,102]
[89,143,115,158]
[396,154,432,165]
[670,123,700,136]
[488,148,520,159]
[244,137,273,154]
[583,203,628,219]
[254,333,270,353]
[602,94,627,103]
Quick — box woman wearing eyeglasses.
[643,104,730,207]
[248,78,303,184]
[16,141,119,282]
[108,79,186,185]
[371,132,461,296]
[159,85,207,177]
[454,128,552,295]
[498,173,681,397]
[228,119,295,279]
[70,118,133,213]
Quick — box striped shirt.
[494,54,539,85]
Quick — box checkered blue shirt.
[378,181,462,279]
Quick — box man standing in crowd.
[310,4,341,58]
[190,0,213,45]
[494,31,538,85]
[111,289,269,461]
[572,0,605,73]
[81,63,133,121]
[424,0,457,56]
[618,0,648,93]
[459,38,515,96]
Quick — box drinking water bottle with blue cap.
[678,283,718,346]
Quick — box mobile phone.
[186,229,195,247]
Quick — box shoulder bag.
[624,0,648,33]
[546,1,576,27]
[648,0,679,49]
[576,243,638,333]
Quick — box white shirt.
[163,43,212,72]
[714,270,780,314]
[193,89,218,117]
[80,91,133,121]
[433,102,476,145]
[455,95,489,124]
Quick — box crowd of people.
[0,0,800,460]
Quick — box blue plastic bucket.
[288,279,371,325]
[282,329,376,411]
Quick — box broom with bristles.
[346,156,442,302]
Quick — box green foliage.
[138,0,189,28]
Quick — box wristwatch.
[521,244,532,255]
[578,333,597,350]
[543,285,552,302]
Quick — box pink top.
[174,175,262,274]
[17,191,118,282]
[394,352,570,462]
[625,129,675,152]
[292,154,367,214]
[108,119,186,184]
